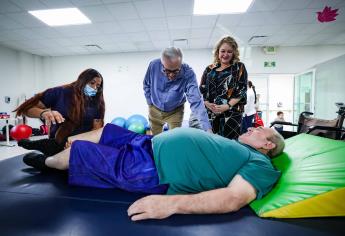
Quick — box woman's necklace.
[217,64,230,71]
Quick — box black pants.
[241,114,255,134]
[210,111,243,139]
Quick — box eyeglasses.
[163,67,181,77]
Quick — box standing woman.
[200,36,248,139]
[241,81,257,133]
[14,68,105,156]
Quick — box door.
[294,70,315,123]
[249,75,269,126]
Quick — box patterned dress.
[200,62,247,139]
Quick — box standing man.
[143,47,212,135]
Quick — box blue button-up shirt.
[143,59,211,131]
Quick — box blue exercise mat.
[0,155,343,236]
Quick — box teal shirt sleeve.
[238,147,281,199]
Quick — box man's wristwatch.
[227,103,232,110]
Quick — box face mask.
[84,84,97,97]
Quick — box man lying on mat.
[22,123,285,221]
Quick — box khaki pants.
[148,105,184,135]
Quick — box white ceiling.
[0,0,344,56]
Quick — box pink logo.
[317,6,339,23]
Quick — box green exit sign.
[264,61,276,67]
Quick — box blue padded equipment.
[0,154,343,236]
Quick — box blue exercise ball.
[128,122,146,134]
[111,117,127,128]
[144,123,151,130]
[126,114,148,128]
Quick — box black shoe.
[18,138,64,156]
[23,152,49,171]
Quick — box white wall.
[313,54,345,120]
[1,44,345,128]
[41,45,345,124]
[41,50,213,123]
[244,45,345,74]
[0,45,43,128]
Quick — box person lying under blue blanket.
[23,123,285,221]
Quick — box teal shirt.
[152,128,281,199]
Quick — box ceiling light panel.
[29,8,91,26]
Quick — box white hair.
[161,47,183,62]
[267,130,285,158]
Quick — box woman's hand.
[214,104,230,114]
[204,101,217,113]
[41,110,65,125]
[64,138,72,149]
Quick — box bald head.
[239,127,285,158]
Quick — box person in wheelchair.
[270,102,345,140]
[273,111,285,132]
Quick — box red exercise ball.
[10,124,32,141]
[40,124,48,135]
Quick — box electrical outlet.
[5,96,10,103]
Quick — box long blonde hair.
[213,36,240,65]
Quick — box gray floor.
[0,135,48,161]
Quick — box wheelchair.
[270,102,345,140]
